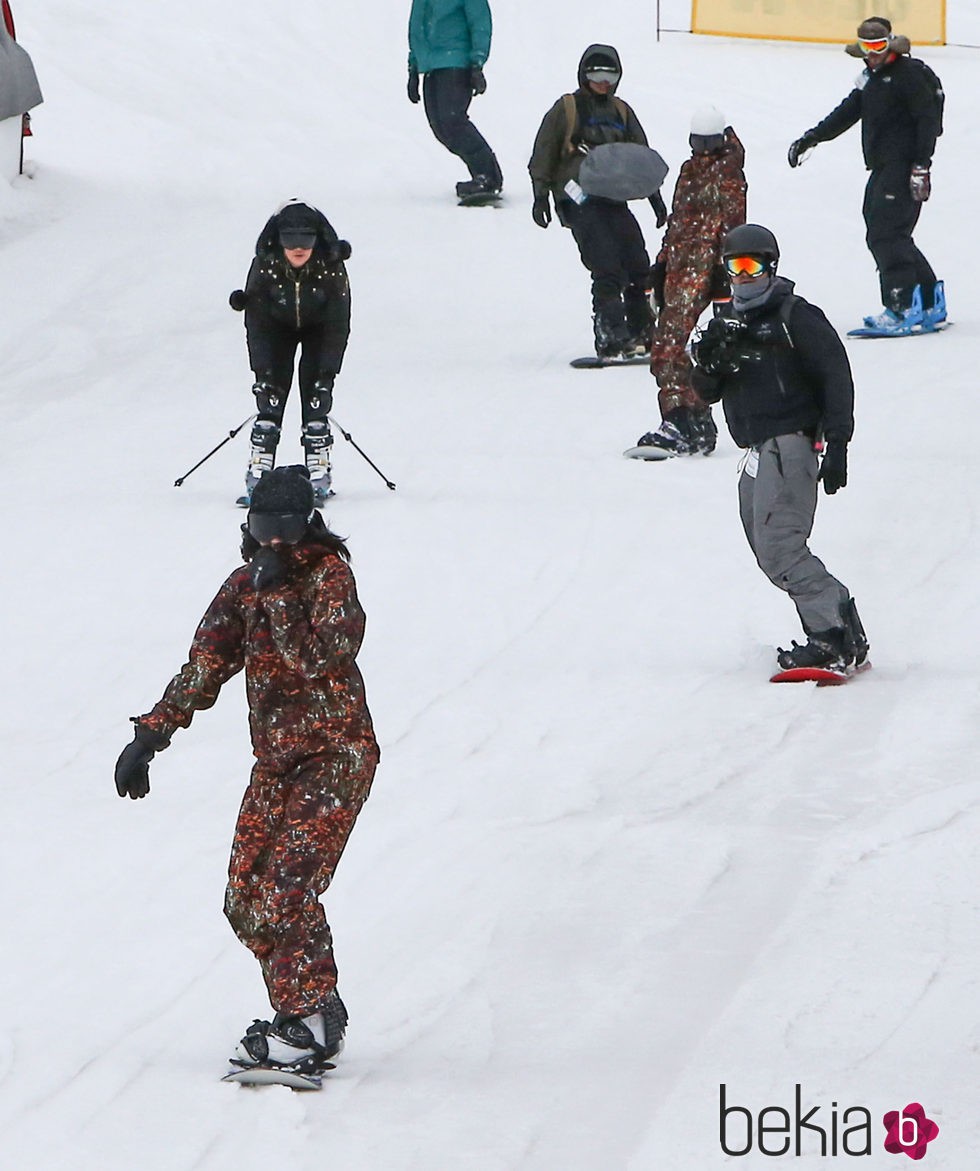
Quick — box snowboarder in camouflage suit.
[114,466,379,1075]
[633,108,746,458]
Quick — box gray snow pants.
[738,433,850,634]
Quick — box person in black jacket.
[529,44,667,358]
[787,17,943,335]
[229,201,352,506]
[691,224,869,674]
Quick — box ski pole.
[329,416,396,490]
[174,415,256,487]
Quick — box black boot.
[689,408,718,455]
[593,300,631,358]
[777,627,849,671]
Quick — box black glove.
[532,195,551,229]
[910,166,931,202]
[115,725,166,800]
[249,546,287,592]
[470,66,487,96]
[407,67,420,104]
[229,289,248,312]
[787,134,817,168]
[649,191,668,228]
[324,239,352,262]
[649,260,666,312]
[819,440,848,495]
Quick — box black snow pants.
[422,67,502,187]
[863,162,937,311]
[245,318,336,448]
[561,198,652,341]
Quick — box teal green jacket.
[408,0,492,74]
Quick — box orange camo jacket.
[657,129,747,264]
[139,544,377,769]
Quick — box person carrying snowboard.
[407,0,503,202]
[690,224,869,674]
[631,106,746,458]
[787,16,944,336]
[114,466,380,1077]
[229,200,352,506]
[528,44,667,360]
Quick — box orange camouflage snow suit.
[138,540,379,1017]
[649,128,747,416]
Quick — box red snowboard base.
[770,661,871,686]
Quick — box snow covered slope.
[1,2,978,1167]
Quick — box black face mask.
[247,511,311,545]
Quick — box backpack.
[908,56,944,136]
[561,92,630,156]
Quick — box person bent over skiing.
[636,107,746,459]
[528,44,667,360]
[229,200,353,507]
[690,224,869,674]
[114,466,380,1075]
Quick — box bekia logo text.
[720,1084,940,1159]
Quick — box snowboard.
[622,443,671,461]
[570,354,649,369]
[770,661,871,686]
[222,1061,333,1091]
[846,321,952,339]
[457,191,502,208]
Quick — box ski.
[571,354,649,369]
[222,1061,333,1091]
[846,321,952,339]
[770,661,872,686]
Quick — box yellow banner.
[691,0,946,46]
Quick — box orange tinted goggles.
[859,37,890,54]
[725,255,769,278]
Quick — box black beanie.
[249,465,314,514]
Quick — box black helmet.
[722,223,780,264]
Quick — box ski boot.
[237,419,279,507]
[776,627,850,673]
[232,991,348,1074]
[303,419,334,505]
[634,407,698,457]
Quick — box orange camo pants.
[649,267,714,416]
[224,745,377,1016]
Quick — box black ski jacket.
[692,278,854,450]
[243,252,350,374]
[806,54,940,170]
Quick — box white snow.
[1,1,979,1167]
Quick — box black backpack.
[908,56,945,136]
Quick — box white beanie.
[690,105,726,136]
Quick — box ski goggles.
[247,510,312,545]
[584,68,621,84]
[279,232,317,250]
[724,255,770,278]
[858,37,890,55]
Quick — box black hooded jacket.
[692,277,855,450]
[528,44,649,202]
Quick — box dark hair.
[240,509,351,563]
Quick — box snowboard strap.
[562,93,629,156]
